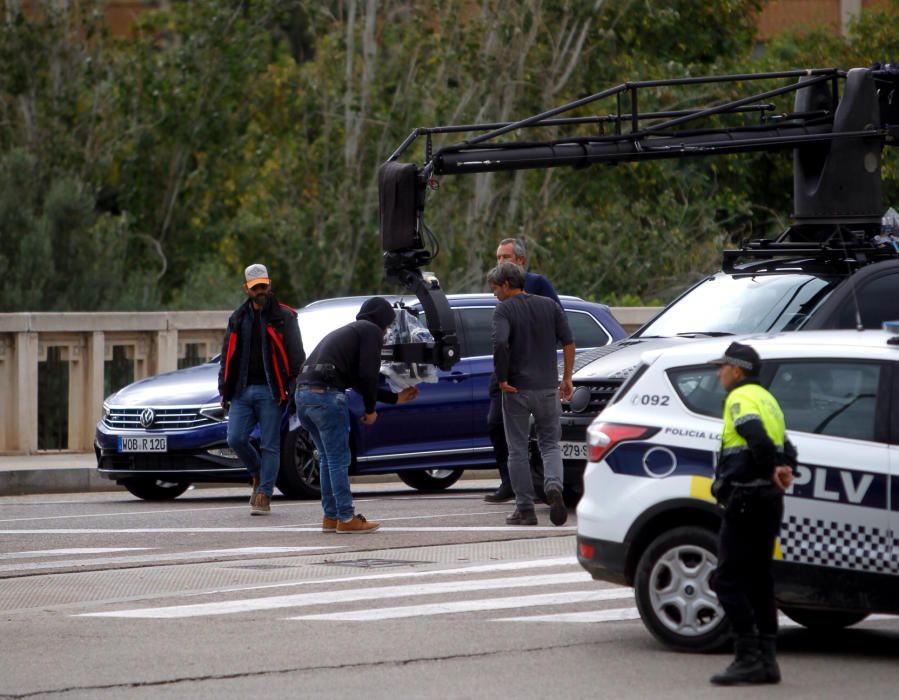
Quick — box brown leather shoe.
[322,516,338,533]
[249,475,260,504]
[336,514,380,534]
[251,493,271,515]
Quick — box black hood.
[356,296,395,329]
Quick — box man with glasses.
[218,263,305,514]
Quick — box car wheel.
[397,469,463,492]
[120,478,189,501]
[276,428,321,499]
[779,607,869,630]
[634,526,730,652]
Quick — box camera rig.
[378,65,899,369]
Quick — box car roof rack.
[722,224,899,272]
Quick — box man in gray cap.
[218,263,305,515]
[708,341,796,686]
[295,297,418,533]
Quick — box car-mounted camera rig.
[378,64,899,368]
[721,222,899,275]
[378,161,459,370]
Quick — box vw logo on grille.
[139,408,156,428]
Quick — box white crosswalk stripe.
[289,588,634,622]
[76,558,639,625]
[79,571,594,618]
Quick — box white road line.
[0,504,313,523]
[289,588,634,621]
[495,607,641,623]
[0,526,575,534]
[77,571,592,619]
[0,547,152,560]
[0,546,336,574]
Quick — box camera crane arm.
[379,65,899,369]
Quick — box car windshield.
[636,273,840,338]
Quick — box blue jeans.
[295,388,353,521]
[502,388,564,509]
[227,384,282,497]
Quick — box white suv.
[576,329,899,651]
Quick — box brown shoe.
[322,516,338,533]
[336,514,380,534]
[249,475,260,504]
[251,493,271,515]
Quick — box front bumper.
[94,420,248,483]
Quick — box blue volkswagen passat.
[95,294,626,500]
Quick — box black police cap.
[710,341,761,375]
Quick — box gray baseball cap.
[244,263,270,287]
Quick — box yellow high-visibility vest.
[720,383,785,455]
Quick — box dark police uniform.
[709,342,796,685]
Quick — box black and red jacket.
[218,295,305,404]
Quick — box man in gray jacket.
[488,262,575,526]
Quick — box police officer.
[709,342,796,686]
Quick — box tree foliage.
[1,0,897,311]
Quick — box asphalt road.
[1,480,897,699]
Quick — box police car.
[576,329,899,651]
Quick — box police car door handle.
[446,370,470,382]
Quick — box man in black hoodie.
[218,264,305,515]
[295,297,418,534]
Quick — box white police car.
[576,329,899,651]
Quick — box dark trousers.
[487,393,510,487]
[713,485,784,636]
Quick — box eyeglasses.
[249,283,270,291]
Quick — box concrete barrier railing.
[0,306,660,455]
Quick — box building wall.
[757,0,886,39]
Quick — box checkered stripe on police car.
[779,515,893,573]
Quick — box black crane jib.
[377,65,899,370]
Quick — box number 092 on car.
[117,436,167,452]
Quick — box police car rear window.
[668,365,725,417]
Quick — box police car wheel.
[634,526,730,652]
[779,607,869,631]
[276,427,321,499]
[120,478,189,501]
[397,469,464,492]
